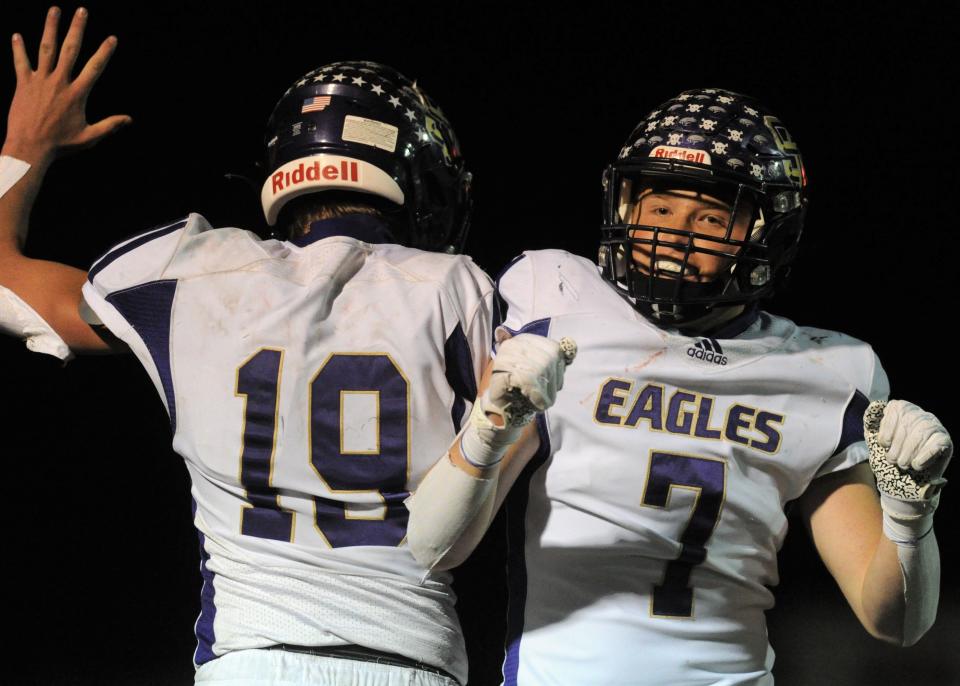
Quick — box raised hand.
[5,6,131,165]
[864,399,951,502]
[485,333,578,427]
[459,334,577,468]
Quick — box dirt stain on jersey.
[626,348,666,373]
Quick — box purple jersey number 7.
[641,451,727,618]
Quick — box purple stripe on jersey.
[105,280,178,431]
[502,413,552,686]
[193,504,218,667]
[498,317,551,341]
[87,219,188,282]
[492,254,527,347]
[834,389,870,456]
[444,323,477,432]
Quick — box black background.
[1,2,957,685]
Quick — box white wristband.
[879,492,938,546]
[0,155,30,200]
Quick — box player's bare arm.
[0,7,131,353]
[406,334,576,571]
[801,400,950,646]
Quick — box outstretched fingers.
[75,113,132,148]
[56,7,89,78]
[11,33,32,79]
[73,34,118,94]
[36,6,61,73]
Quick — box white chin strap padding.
[261,154,405,226]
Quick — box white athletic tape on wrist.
[459,398,521,467]
[0,285,73,361]
[0,155,30,200]
[880,493,937,546]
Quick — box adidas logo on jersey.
[687,338,728,366]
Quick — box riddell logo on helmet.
[650,146,712,165]
[271,160,360,194]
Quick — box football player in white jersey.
[406,88,952,685]
[0,8,492,685]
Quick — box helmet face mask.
[262,61,472,253]
[600,88,807,325]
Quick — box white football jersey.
[81,213,494,683]
[495,250,888,686]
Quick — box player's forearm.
[408,335,573,571]
[858,528,939,647]
[407,405,544,571]
[855,533,908,644]
[859,400,947,646]
[0,154,116,355]
[406,443,502,572]
[0,144,53,254]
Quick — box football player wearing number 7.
[406,89,952,685]
[0,7,495,686]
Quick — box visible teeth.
[655,259,683,273]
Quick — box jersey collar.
[290,214,395,248]
[704,303,760,339]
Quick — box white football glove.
[459,334,577,467]
[864,400,951,502]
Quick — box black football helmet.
[261,61,472,253]
[599,88,807,325]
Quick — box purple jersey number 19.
[236,349,409,548]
